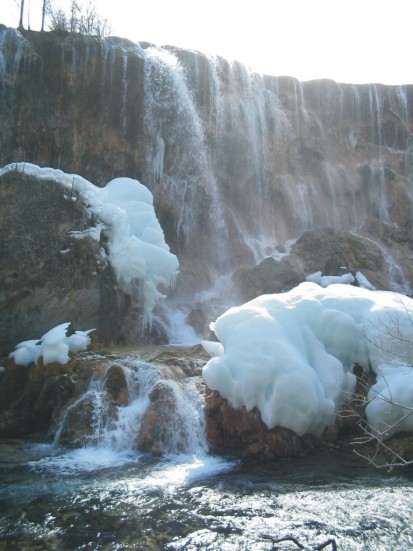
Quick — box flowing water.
[2,32,413,549]
[1,441,413,550]
[1,349,413,550]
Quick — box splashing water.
[27,352,234,484]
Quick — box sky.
[2,0,412,85]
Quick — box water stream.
[2,31,413,549]
[1,440,412,550]
[1,348,413,550]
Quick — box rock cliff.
[1,28,412,336]
[0,169,129,356]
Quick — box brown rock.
[0,171,129,356]
[58,393,100,447]
[137,380,185,455]
[105,364,129,406]
[204,388,339,462]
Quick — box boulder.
[57,393,100,447]
[137,380,183,455]
[105,364,129,406]
[0,170,129,356]
[204,388,339,461]
[233,226,411,303]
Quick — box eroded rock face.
[105,364,129,406]
[57,393,100,447]
[137,381,182,455]
[0,345,209,454]
[234,225,413,303]
[0,358,78,438]
[0,344,409,463]
[0,170,129,355]
[1,27,413,315]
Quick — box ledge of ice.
[0,163,179,323]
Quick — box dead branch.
[262,534,337,550]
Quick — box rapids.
[1,441,413,550]
[1,347,413,550]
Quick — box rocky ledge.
[1,345,411,467]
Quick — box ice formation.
[306,271,355,287]
[202,282,413,439]
[10,323,95,366]
[0,163,179,322]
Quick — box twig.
[262,534,337,550]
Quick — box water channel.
[1,439,412,550]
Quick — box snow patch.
[10,323,95,367]
[202,282,413,438]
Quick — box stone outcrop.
[1,343,412,463]
[0,345,209,452]
[0,170,129,356]
[0,357,78,438]
[137,380,183,455]
[204,388,342,461]
[234,225,413,303]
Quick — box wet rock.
[58,393,99,447]
[204,388,340,461]
[137,380,187,455]
[234,226,407,303]
[150,344,210,377]
[234,257,302,302]
[105,364,129,405]
[0,359,77,438]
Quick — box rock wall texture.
[1,26,413,344]
[0,170,129,355]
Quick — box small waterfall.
[52,354,209,458]
[142,46,230,281]
[381,248,412,296]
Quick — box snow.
[0,163,179,322]
[40,322,71,365]
[355,271,375,291]
[306,271,355,287]
[10,323,95,366]
[65,329,95,354]
[202,282,413,439]
[366,364,413,438]
[9,339,42,367]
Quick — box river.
[1,439,412,550]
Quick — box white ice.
[0,164,179,323]
[306,271,355,287]
[202,282,413,439]
[10,323,95,366]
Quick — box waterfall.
[140,47,412,292]
[1,29,413,344]
[52,354,208,457]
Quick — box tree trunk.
[41,0,47,31]
[19,0,25,29]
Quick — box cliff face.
[1,27,413,345]
[0,29,146,183]
[0,170,129,355]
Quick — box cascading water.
[44,353,210,470]
[2,30,413,550]
[1,29,412,326]
[139,46,412,281]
